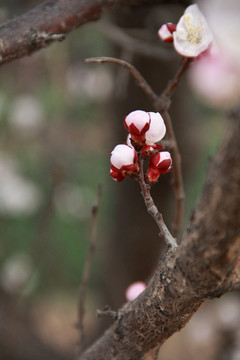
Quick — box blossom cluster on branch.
[110,110,172,184]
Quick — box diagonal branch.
[79,113,240,360]
[0,0,189,67]
[85,57,158,103]
[137,154,177,248]
[98,20,175,60]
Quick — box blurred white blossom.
[66,66,113,101]
[0,155,41,215]
[0,253,34,294]
[215,295,240,330]
[54,183,95,220]
[9,95,45,136]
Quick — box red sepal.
[149,152,161,168]
[166,23,176,33]
[157,159,172,174]
[145,168,160,184]
[110,170,125,182]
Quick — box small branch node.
[96,306,118,321]
[154,95,171,112]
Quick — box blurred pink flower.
[189,0,240,108]
[189,51,240,107]
[125,281,146,302]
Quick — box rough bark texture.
[79,113,240,359]
[0,0,190,66]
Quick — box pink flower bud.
[146,151,172,184]
[110,144,138,182]
[158,23,176,43]
[145,112,166,145]
[124,110,151,147]
[125,281,146,302]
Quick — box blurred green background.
[1,2,237,360]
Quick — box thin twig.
[96,305,118,321]
[155,58,191,237]
[160,110,184,238]
[86,56,189,239]
[77,183,103,353]
[85,57,158,103]
[137,154,177,249]
[161,57,191,100]
[98,20,175,61]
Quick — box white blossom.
[173,4,213,57]
[145,112,166,145]
[0,253,33,294]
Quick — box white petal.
[110,144,135,169]
[125,110,150,132]
[158,24,172,41]
[145,112,166,145]
[159,151,172,164]
[126,134,134,148]
[174,4,213,57]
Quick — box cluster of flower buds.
[158,4,213,58]
[110,110,172,184]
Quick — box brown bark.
[0,0,190,67]
[79,112,240,359]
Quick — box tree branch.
[137,154,177,248]
[79,113,240,359]
[97,20,175,61]
[0,0,189,67]
[155,58,192,237]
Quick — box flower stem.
[137,154,177,249]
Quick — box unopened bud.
[146,151,172,184]
[110,144,138,182]
[124,110,151,149]
[158,23,176,42]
